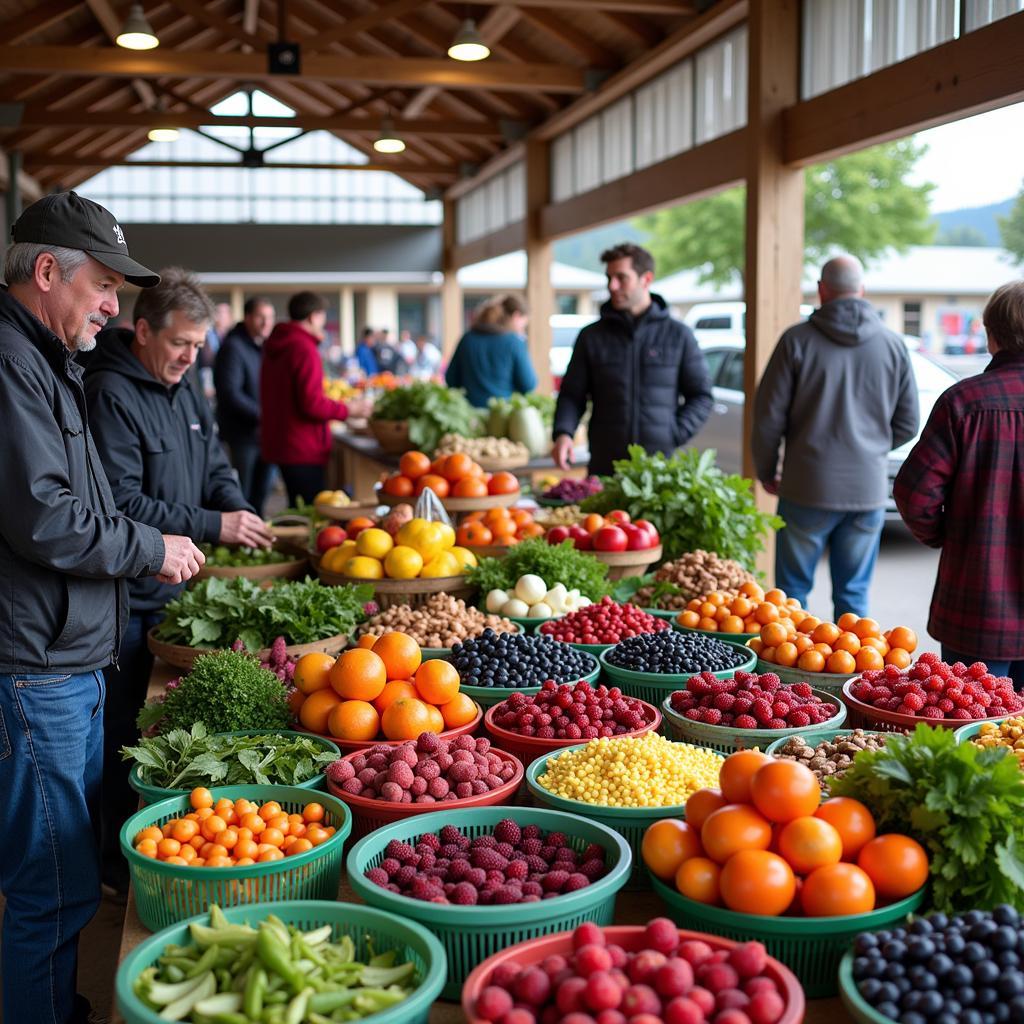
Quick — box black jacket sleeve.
[214,339,260,429]
[552,332,591,440]
[674,328,714,445]
[0,354,163,578]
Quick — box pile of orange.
[456,507,544,548]
[132,790,335,868]
[291,630,478,742]
[641,750,929,917]
[675,582,802,635]
[749,609,918,675]
[381,450,520,500]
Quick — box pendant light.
[116,4,159,50]
[373,118,405,154]
[447,19,490,62]
[147,127,180,142]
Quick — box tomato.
[641,819,702,881]
[382,474,414,497]
[568,525,592,550]
[398,451,431,479]
[487,471,519,495]
[749,760,820,823]
[593,525,629,551]
[857,834,929,900]
[633,519,660,544]
[718,749,773,804]
[777,816,843,874]
[675,856,721,905]
[441,453,475,482]
[700,804,772,864]
[605,510,631,525]
[315,525,346,553]
[684,788,728,830]
[814,797,876,860]
[800,862,875,917]
[546,526,570,545]
[414,473,449,497]
[719,850,796,916]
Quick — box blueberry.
[1008,994,1024,1023]
[928,953,954,976]
[970,921,998,942]
[950,965,974,987]
[877,1002,900,1020]
[1002,976,1024,998]
[900,1012,926,1024]
[860,979,883,1002]
[936,1014,961,1024]
[856,932,880,953]
[918,991,944,1016]
[994,905,1020,927]
[962,1011,983,1024]
[996,1005,1012,1023]
[885,941,909,961]
[993,927,1019,951]
[964,942,987,964]
[977,987,998,1008]
[963,911,987,927]
[881,982,902,1003]
[974,962,1000,986]
[946,934,966,956]
[885,962,907,981]
[909,938,937,961]
[1000,951,1022,969]
[958,987,977,1006]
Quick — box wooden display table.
[114,659,853,1023]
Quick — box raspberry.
[734,714,758,729]
[701,708,723,725]
[714,692,736,711]
[937,698,955,712]
[492,884,522,905]
[384,840,415,862]
[792,682,813,698]
[506,859,529,880]
[563,873,590,892]
[542,870,570,892]
[438,825,463,845]
[786,710,810,727]
[751,700,773,724]
[768,718,788,729]
[902,692,925,712]
[364,867,388,886]
[450,882,478,905]
[472,848,509,871]
[950,708,974,720]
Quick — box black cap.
[11,191,160,287]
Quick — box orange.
[811,622,840,646]
[424,703,444,733]
[792,634,813,654]
[851,617,881,639]
[774,642,799,668]
[293,652,336,695]
[356,634,377,649]
[489,519,517,542]
[749,761,820,823]
[778,816,843,874]
[346,516,376,537]
[372,631,422,680]
[399,450,431,480]
[813,642,834,657]
[739,581,765,601]
[884,648,912,669]
[814,797,876,860]
[156,838,181,859]
[833,631,861,654]
[754,603,779,625]
[414,659,460,705]
[488,471,519,495]
[801,863,875,917]
[382,474,414,498]
[826,650,857,674]
[837,612,859,631]
[857,835,929,900]
[373,679,418,715]
[287,838,314,856]
[701,804,773,864]
[415,473,449,498]
[887,626,918,653]
[297,689,342,734]
[287,687,305,717]
[860,637,889,655]
[720,850,796,917]
[329,648,387,701]
[327,700,380,741]
[171,818,199,843]
[381,697,434,740]
[764,588,787,606]
[719,750,773,804]
[854,647,885,673]
[730,596,753,618]
[190,788,213,810]
[135,825,164,845]
[747,637,764,655]
[760,622,788,649]
[439,691,478,728]
[796,615,821,635]
[641,819,703,880]
[441,452,475,482]
[453,475,488,498]
[720,615,745,634]
[457,522,493,547]
[797,649,825,673]
[684,788,728,831]
[678,610,701,628]
[675,856,721,905]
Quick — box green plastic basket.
[120,785,352,932]
[756,658,857,694]
[838,949,898,1023]
[346,805,632,998]
[524,741,723,887]
[127,730,341,805]
[115,900,447,1024]
[454,655,601,709]
[650,874,925,999]
[673,622,760,647]
[598,645,757,705]
[642,607,686,620]
[661,687,847,754]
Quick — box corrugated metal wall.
[455,163,525,245]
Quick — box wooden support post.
[524,138,554,396]
[440,199,463,362]
[340,286,355,353]
[743,0,804,578]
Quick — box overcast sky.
[911,101,1024,212]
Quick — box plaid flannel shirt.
[893,351,1024,660]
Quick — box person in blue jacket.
[355,326,379,376]
[445,294,537,408]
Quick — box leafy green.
[199,544,294,567]
[488,392,556,430]
[580,446,783,568]
[829,724,1024,912]
[122,723,336,789]
[467,537,613,601]
[371,381,480,451]
[139,650,293,735]
[156,577,374,650]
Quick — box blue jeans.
[775,499,885,620]
[0,670,105,1024]
[942,646,1024,693]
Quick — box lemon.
[355,527,394,559]
[313,490,336,506]
[396,517,429,548]
[384,545,424,580]
[437,523,456,551]
[319,546,347,573]
[412,522,446,561]
[344,555,384,579]
[449,546,478,571]
[420,551,459,578]
[334,539,358,561]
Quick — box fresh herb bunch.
[829,724,1024,912]
[122,723,335,790]
[581,446,783,568]
[156,576,374,650]
[467,538,613,601]
[198,544,294,567]
[137,650,292,735]
[371,381,480,452]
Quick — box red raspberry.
[937,698,955,712]
[902,692,925,712]
[786,710,811,727]
[734,714,758,728]
[950,708,974,720]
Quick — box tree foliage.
[998,182,1024,265]
[637,139,936,286]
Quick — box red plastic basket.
[460,925,805,1024]
[326,746,524,838]
[841,677,1010,733]
[482,699,662,764]
[298,701,483,752]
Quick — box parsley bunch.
[829,724,1024,912]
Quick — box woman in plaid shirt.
[894,280,1024,690]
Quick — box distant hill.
[933,198,1014,246]
[553,220,643,272]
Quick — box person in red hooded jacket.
[260,291,371,504]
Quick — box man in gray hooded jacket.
[752,255,919,619]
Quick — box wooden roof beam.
[83,0,158,108]
[2,0,83,44]
[514,8,620,67]
[23,155,459,176]
[449,0,694,12]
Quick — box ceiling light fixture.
[373,118,405,154]
[147,127,180,142]
[447,19,490,62]
[116,4,159,49]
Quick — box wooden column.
[524,138,554,396]
[339,286,355,352]
[743,0,804,577]
[440,198,463,362]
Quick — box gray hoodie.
[752,297,920,510]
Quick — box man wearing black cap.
[0,190,206,1024]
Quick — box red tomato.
[605,510,631,525]
[315,526,346,552]
[593,525,629,551]
[546,526,571,545]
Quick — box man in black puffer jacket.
[552,243,713,475]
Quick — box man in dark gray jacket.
[752,255,919,619]
[0,191,204,1024]
[85,267,271,893]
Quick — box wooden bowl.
[146,627,348,672]
[466,544,513,560]
[368,418,412,453]
[317,567,477,609]
[475,454,530,472]
[314,502,382,522]
[264,518,311,542]
[586,544,663,580]
[195,557,309,582]
[377,490,521,512]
